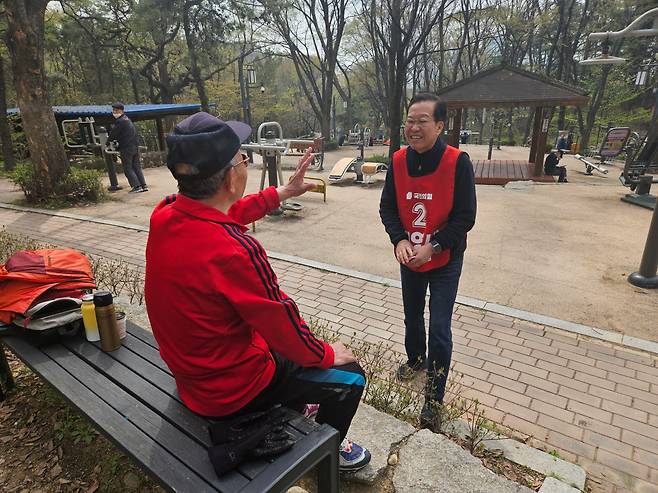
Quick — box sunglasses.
[232,153,250,169]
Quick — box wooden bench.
[0,322,340,493]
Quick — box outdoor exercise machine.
[329,127,387,184]
[241,121,330,216]
[345,124,372,146]
[574,127,633,175]
[61,117,123,191]
[619,134,658,209]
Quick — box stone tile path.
[1,206,657,493]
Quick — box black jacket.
[379,138,477,258]
[544,152,560,174]
[108,114,139,152]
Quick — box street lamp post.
[580,8,658,288]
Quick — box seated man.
[144,112,371,472]
[544,149,568,183]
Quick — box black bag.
[206,405,297,477]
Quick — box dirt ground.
[1,144,656,342]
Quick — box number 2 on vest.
[412,202,427,228]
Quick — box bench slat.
[3,335,240,493]
[127,321,159,349]
[85,336,180,400]
[121,331,170,374]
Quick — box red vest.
[393,145,460,272]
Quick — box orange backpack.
[0,249,96,324]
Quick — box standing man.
[108,102,148,193]
[379,93,476,427]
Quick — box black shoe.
[396,357,426,381]
[419,400,442,432]
[139,185,149,192]
[128,186,143,193]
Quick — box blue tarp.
[6,103,204,120]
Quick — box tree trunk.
[124,48,141,102]
[387,0,402,160]
[581,65,613,151]
[183,4,209,112]
[557,107,566,132]
[0,56,16,172]
[5,0,69,196]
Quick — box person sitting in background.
[544,149,568,183]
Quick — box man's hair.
[175,155,238,200]
[408,93,447,123]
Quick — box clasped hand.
[395,240,433,269]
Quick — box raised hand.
[277,147,316,201]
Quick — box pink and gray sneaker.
[339,438,371,472]
[303,403,320,420]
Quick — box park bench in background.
[0,321,339,493]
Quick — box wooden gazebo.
[436,65,589,184]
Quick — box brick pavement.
[1,206,658,493]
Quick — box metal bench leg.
[0,341,16,401]
[317,449,339,493]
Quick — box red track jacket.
[144,188,334,417]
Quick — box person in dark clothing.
[108,102,148,193]
[566,132,574,151]
[544,150,568,183]
[556,134,569,152]
[379,93,476,428]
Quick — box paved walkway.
[1,206,657,493]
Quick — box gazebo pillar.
[529,107,541,163]
[533,107,550,176]
[450,108,462,148]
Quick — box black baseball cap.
[166,112,252,179]
[111,102,125,110]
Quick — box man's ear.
[221,166,236,194]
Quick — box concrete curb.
[445,420,586,491]
[1,201,656,357]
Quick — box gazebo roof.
[6,103,205,122]
[436,65,589,108]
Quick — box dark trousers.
[121,149,146,189]
[226,353,365,440]
[400,256,464,404]
[545,166,567,182]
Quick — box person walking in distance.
[108,102,148,193]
